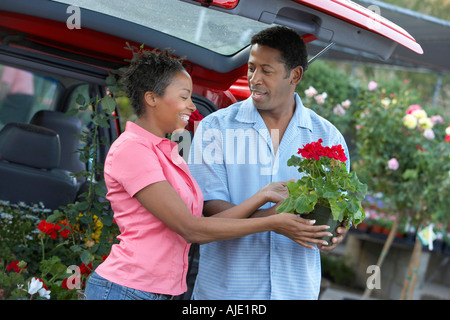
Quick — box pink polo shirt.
[95,122,203,295]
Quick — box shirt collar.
[125,121,178,149]
[235,93,313,132]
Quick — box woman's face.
[151,70,196,137]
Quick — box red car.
[0,0,422,211]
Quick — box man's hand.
[317,222,349,251]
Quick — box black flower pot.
[301,205,343,245]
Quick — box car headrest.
[0,122,61,169]
[30,110,82,138]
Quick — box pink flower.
[304,86,318,98]
[314,92,327,104]
[406,104,422,115]
[368,81,378,91]
[430,115,443,125]
[333,104,346,115]
[387,158,399,170]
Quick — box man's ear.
[290,66,303,85]
[144,91,157,107]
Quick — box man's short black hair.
[251,26,308,75]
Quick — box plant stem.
[40,236,46,262]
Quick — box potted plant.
[276,138,367,244]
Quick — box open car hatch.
[185,0,423,60]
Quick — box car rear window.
[52,0,268,55]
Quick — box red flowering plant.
[277,139,367,240]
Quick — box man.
[188,26,349,299]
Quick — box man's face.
[247,44,300,112]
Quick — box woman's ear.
[290,66,303,85]
[144,91,157,107]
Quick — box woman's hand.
[258,179,293,204]
[271,213,332,250]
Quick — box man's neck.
[258,100,296,153]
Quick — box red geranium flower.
[79,262,93,275]
[38,219,72,239]
[297,138,347,162]
[6,260,27,273]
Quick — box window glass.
[66,83,94,128]
[53,0,268,55]
[0,64,61,129]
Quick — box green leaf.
[286,181,300,195]
[287,155,302,168]
[101,95,116,114]
[276,195,295,213]
[75,93,86,106]
[329,198,347,221]
[105,75,116,86]
[80,250,94,265]
[75,201,89,212]
[402,169,418,180]
[294,193,317,214]
[70,245,82,252]
[65,108,78,117]
[101,215,114,227]
[46,210,63,223]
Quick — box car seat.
[30,110,85,176]
[0,122,78,210]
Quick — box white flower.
[27,278,51,299]
[304,86,318,97]
[341,99,351,109]
[28,277,43,295]
[38,288,51,300]
[423,128,435,140]
[445,126,450,136]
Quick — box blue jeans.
[84,272,172,300]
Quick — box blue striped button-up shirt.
[188,93,349,300]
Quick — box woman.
[84,50,330,300]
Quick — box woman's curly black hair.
[122,49,185,116]
[250,26,308,77]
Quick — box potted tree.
[277,138,367,244]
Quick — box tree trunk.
[400,235,422,300]
[361,211,403,299]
